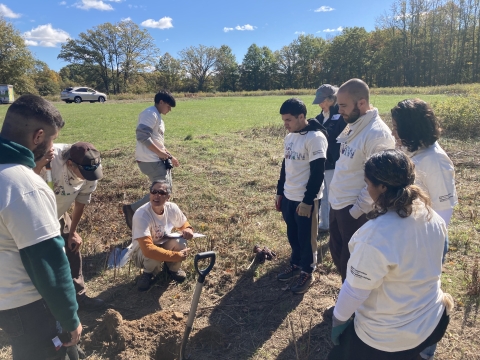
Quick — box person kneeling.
[328,149,453,360]
[132,180,193,291]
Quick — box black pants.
[328,309,450,360]
[281,197,319,274]
[0,299,68,360]
[329,205,368,282]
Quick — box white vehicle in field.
[0,84,14,104]
[61,87,107,104]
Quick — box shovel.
[179,251,216,360]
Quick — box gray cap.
[312,84,338,105]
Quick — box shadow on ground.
[185,260,315,359]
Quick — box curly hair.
[365,149,431,219]
[391,98,441,152]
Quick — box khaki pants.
[133,238,187,275]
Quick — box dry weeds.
[0,126,478,359]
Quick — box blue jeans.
[0,299,68,360]
[281,197,318,274]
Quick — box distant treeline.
[2,0,480,95]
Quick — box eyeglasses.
[73,161,101,172]
[150,189,168,195]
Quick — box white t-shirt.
[329,109,395,217]
[132,202,187,245]
[0,164,60,310]
[346,203,446,352]
[408,142,458,213]
[41,144,97,218]
[135,106,165,162]
[283,130,328,202]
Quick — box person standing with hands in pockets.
[275,98,328,294]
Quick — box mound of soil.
[83,309,186,360]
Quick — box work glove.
[275,195,282,212]
[296,202,312,218]
[331,315,352,346]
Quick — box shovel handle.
[194,251,216,283]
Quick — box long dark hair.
[365,149,431,219]
[391,98,441,152]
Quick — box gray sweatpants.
[131,160,171,212]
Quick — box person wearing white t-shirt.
[275,98,328,294]
[391,99,458,360]
[329,79,395,282]
[328,149,452,360]
[34,142,105,311]
[122,91,179,230]
[0,95,82,359]
[132,180,194,291]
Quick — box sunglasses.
[150,189,168,195]
[73,161,101,172]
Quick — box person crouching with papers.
[132,180,193,291]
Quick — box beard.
[32,139,49,161]
[344,104,361,124]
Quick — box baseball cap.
[69,142,103,181]
[312,84,338,105]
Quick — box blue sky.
[3,0,392,71]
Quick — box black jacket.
[276,118,327,205]
[315,104,347,170]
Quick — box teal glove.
[331,317,352,345]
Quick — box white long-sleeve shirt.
[329,108,395,218]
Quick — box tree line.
[2,0,480,95]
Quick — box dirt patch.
[83,309,187,360]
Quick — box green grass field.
[0,93,477,359]
[0,94,447,151]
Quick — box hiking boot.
[122,204,134,230]
[290,272,314,294]
[166,268,187,283]
[137,272,153,291]
[77,295,105,311]
[277,264,301,281]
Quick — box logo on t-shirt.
[350,266,371,281]
[341,143,356,159]
[285,142,306,160]
[439,193,453,202]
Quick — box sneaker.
[137,272,153,291]
[277,264,301,281]
[122,204,134,230]
[167,268,187,283]
[77,295,105,311]
[290,272,314,294]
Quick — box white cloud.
[23,24,70,47]
[294,31,305,35]
[74,0,113,11]
[59,1,67,4]
[321,26,343,33]
[0,4,21,18]
[223,27,234,32]
[121,17,131,22]
[314,6,334,12]
[235,24,255,31]
[141,17,173,29]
